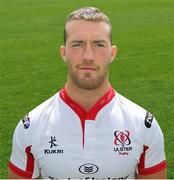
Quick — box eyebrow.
[70,40,107,44]
[93,40,107,44]
[71,40,84,44]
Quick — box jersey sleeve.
[137,112,167,175]
[8,116,40,178]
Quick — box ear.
[60,45,67,63]
[110,45,117,63]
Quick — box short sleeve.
[8,118,40,178]
[137,112,167,175]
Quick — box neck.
[65,79,111,111]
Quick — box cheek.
[95,49,111,59]
[66,48,83,61]
[95,51,111,65]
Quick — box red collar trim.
[59,86,115,121]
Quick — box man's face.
[60,20,117,90]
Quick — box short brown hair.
[64,7,112,44]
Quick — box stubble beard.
[68,64,109,91]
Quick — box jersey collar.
[59,86,115,121]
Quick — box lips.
[79,67,97,71]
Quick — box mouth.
[78,66,97,71]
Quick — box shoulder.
[29,93,59,119]
[14,92,60,138]
[115,92,147,120]
[115,92,160,131]
[115,92,165,154]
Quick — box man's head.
[64,7,112,45]
[60,7,117,90]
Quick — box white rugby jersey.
[9,87,167,179]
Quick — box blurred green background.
[0,0,173,178]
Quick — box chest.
[32,109,142,178]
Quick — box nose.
[83,43,94,61]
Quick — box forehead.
[65,20,110,42]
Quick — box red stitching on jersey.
[25,145,34,176]
[8,146,35,178]
[60,86,115,147]
[8,161,33,178]
[138,145,149,171]
[138,160,167,175]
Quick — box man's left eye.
[95,43,105,47]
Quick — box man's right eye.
[72,43,82,48]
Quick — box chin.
[76,80,104,90]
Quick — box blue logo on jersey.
[22,114,30,129]
[79,163,99,174]
[145,111,153,128]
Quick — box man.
[8,7,167,179]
